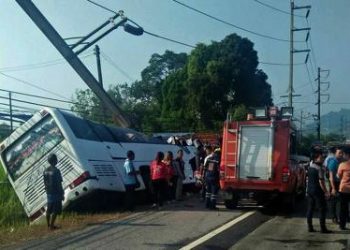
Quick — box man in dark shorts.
[43,154,64,230]
[306,148,331,233]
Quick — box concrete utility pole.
[94,45,103,87]
[9,91,13,132]
[288,1,311,108]
[317,67,321,140]
[288,0,294,107]
[94,45,107,123]
[300,110,303,139]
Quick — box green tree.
[232,104,248,121]
[71,50,188,132]
[120,50,188,131]
[161,33,272,131]
[71,34,272,133]
[71,85,124,124]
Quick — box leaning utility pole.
[16,0,143,127]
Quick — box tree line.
[71,33,273,133]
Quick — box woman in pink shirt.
[337,147,350,230]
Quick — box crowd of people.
[41,143,220,230]
[121,144,221,212]
[307,146,350,233]
[42,142,350,233]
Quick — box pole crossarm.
[70,12,122,50]
[293,49,311,53]
[292,28,311,32]
[280,94,301,98]
[74,18,127,55]
[293,5,311,10]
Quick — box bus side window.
[62,113,100,142]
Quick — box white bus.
[0,108,196,221]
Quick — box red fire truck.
[220,107,306,209]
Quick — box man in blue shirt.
[122,150,138,211]
[326,147,343,224]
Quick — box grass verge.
[0,211,129,247]
[0,166,28,228]
[0,165,129,247]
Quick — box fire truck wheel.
[283,192,296,212]
[224,194,239,209]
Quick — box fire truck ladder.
[224,121,238,179]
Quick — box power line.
[0,72,71,101]
[172,0,302,43]
[86,0,301,68]
[0,95,107,120]
[260,61,303,66]
[0,53,93,73]
[100,51,136,82]
[305,63,316,93]
[86,0,118,14]
[0,95,72,112]
[0,92,113,120]
[293,101,350,105]
[86,0,301,44]
[0,88,104,110]
[86,0,196,49]
[0,88,74,105]
[0,102,38,112]
[252,0,304,18]
[143,30,196,48]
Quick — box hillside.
[305,108,350,136]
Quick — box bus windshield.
[3,115,64,181]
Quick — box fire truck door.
[238,126,273,180]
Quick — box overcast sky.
[1,0,349,124]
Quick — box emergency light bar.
[254,107,267,119]
[281,107,294,119]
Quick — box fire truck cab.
[220,107,306,209]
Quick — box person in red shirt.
[150,152,168,209]
[163,151,175,202]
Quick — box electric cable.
[0,72,72,101]
[99,51,136,82]
[252,0,304,18]
[172,0,303,43]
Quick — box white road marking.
[179,211,256,250]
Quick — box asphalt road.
[7,195,243,250]
[230,200,350,250]
[6,196,350,249]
